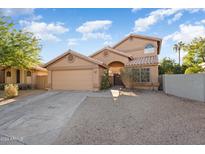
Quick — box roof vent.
[67,53,75,63]
[103,50,109,57]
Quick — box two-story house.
[44,34,162,91]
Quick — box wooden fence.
[36,75,48,89]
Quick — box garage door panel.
[52,70,93,90]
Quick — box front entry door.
[113,73,123,86]
[16,70,20,83]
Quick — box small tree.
[173,64,187,74]
[100,70,110,90]
[120,67,134,88]
[159,58,175,74]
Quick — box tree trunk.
[179,49,181,65]
[202,56,205,62]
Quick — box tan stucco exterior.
[44,34,162,91]
[91,48,130,65]
[113,36,158,58]
[45,51,106,91]
[2,67,48,88]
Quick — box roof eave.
[43,49,107,69]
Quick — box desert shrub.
[120,67,134,88]
[100,70,111,90]
[4,84,18,98]
[0,83,5,90]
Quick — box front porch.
[0,67,48,89]
[108,61,124,86]
[4,68,33,85]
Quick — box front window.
[141,68,150,82]
[144,44,155,53]
[133,68,150,83]
[6,71,11,77]
[27,71,31,77]
[132,68,141,82]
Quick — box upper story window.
[27,71,31,77]
[6,71,11,77]
[144,44,155,54]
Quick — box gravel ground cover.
[55,91,205,144]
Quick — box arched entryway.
[108,61,124,86]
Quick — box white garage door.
[52,69,93,90]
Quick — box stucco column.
[20,70,25,84]
[92,68,99,91]
[48,70,52,89]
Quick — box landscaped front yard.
[54,90,205,144]
[0,89,205,144]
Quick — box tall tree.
[173,41,185,66]
[183,37,205,74]
[0,17,41,69]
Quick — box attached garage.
[44,50,106,91]
[52,70,93,90]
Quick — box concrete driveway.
[0,90,111,144]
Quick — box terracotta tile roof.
[126,55,158,66]
[32,66,48,72]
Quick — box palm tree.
[173,41,185,65]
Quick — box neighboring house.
[0,66,48,88]
[44,34,162,91]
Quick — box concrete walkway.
[0,91,95,144]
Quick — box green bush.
[4,84,18,98]
[159,57,188,74]
[100,70,110,90]
[0,83,5,90]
